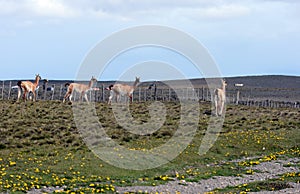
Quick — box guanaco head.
[91,76,97,82]
[90,76,98,88]
[35,74,41,79]
[222,79,227,87]
[135,77,140,83]
[35,74,42,82]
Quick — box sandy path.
[116,158,300,194]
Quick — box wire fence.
[1,80,299,108]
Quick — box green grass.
[0,100,299,193]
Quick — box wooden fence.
[0,80,299,108]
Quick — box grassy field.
[0,100,299,193]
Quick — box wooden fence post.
[138,88,141,102]
[7,81,12,100]
[94,89,98,102]
[102,84,105,102]
[206,88,209,101]
[35,87,39,101]
[51,84,55,100]
[132,92,134,103]
[43,81,48,100]
[59,84,63,100]
[236,90,240,105]
[154,85,157,101]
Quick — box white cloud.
[167,4,251,21]
[200,4,251,19]
[0,0,299,37]
[29,0,78,18]
[0,0,252,21]
[0,0,23,15]
[99,0,252,21]
[0,0,78,18]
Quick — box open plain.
[0,99,299,193]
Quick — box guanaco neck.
[133,79,139,89]
[34,76,40,87]
[88,79,96,88]
[222,83,226,93]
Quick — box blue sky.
[0,0,299,81]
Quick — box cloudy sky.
[0,0,299,80]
